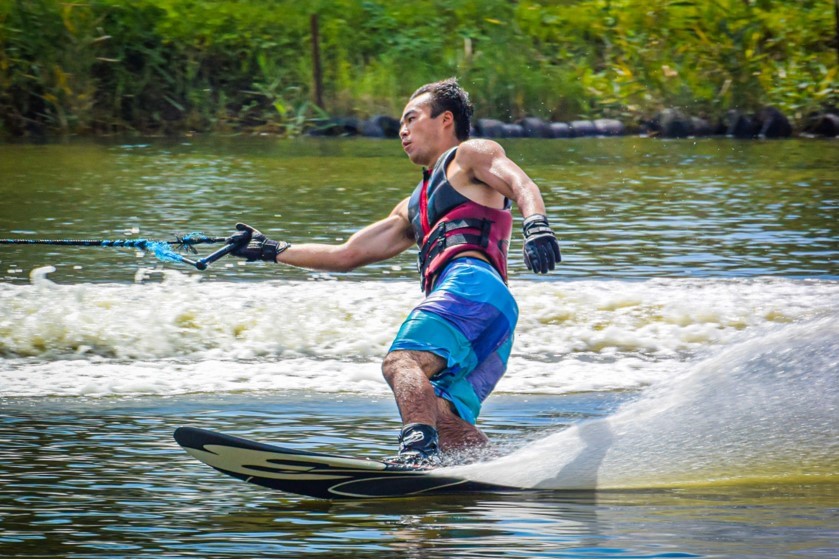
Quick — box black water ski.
[174,426,516,499]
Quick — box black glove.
[522,214,561,273]
[228,223,290,262]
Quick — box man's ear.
[441,110,454,129]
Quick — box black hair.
[410,77,473,141]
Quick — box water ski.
[173,426,516,500]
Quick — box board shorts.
[388,257,519,424]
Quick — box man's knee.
[381,351,405,385]
[381,350,445,384]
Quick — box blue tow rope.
[0,233,237,270]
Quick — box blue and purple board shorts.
[389,257,519,424]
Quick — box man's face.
[400,93,446,167]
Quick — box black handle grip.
[193,242,240,270]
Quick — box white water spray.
[453,317,839,489]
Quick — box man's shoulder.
[458,138,505,154]
[454,139,506,166]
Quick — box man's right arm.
[275,197,415,272]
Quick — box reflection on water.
[1,394,836,558]
[0,137,836,283]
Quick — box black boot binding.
[385,423,442,468]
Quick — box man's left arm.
[460,139,562,273]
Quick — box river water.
[0,136,837,557]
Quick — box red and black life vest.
[408,147,513,293]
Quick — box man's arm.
[275,197,415,272]
[456,139,561,273]
[455,139,546,216]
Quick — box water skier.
[229,78,560,466]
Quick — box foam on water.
[0,267,836,398]
[451,317,839,489]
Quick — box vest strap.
[418,217,495,292]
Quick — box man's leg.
[434,397,489,451]
[381,349,442,427]
[382,349,489,453]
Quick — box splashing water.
[452,317,839,489]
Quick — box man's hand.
[522,214,561,273]
[228,223,290,262]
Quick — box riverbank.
[311,107,839,140]
[1,0,836,139]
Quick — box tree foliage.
[0,0,835,136]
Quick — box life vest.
[408,147,513,293]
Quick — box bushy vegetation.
[0,0,835,136]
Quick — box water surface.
[1,136,835,283]
[0,136,837,558]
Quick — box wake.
[450,316,839,489]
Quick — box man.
[229,78,560,466]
